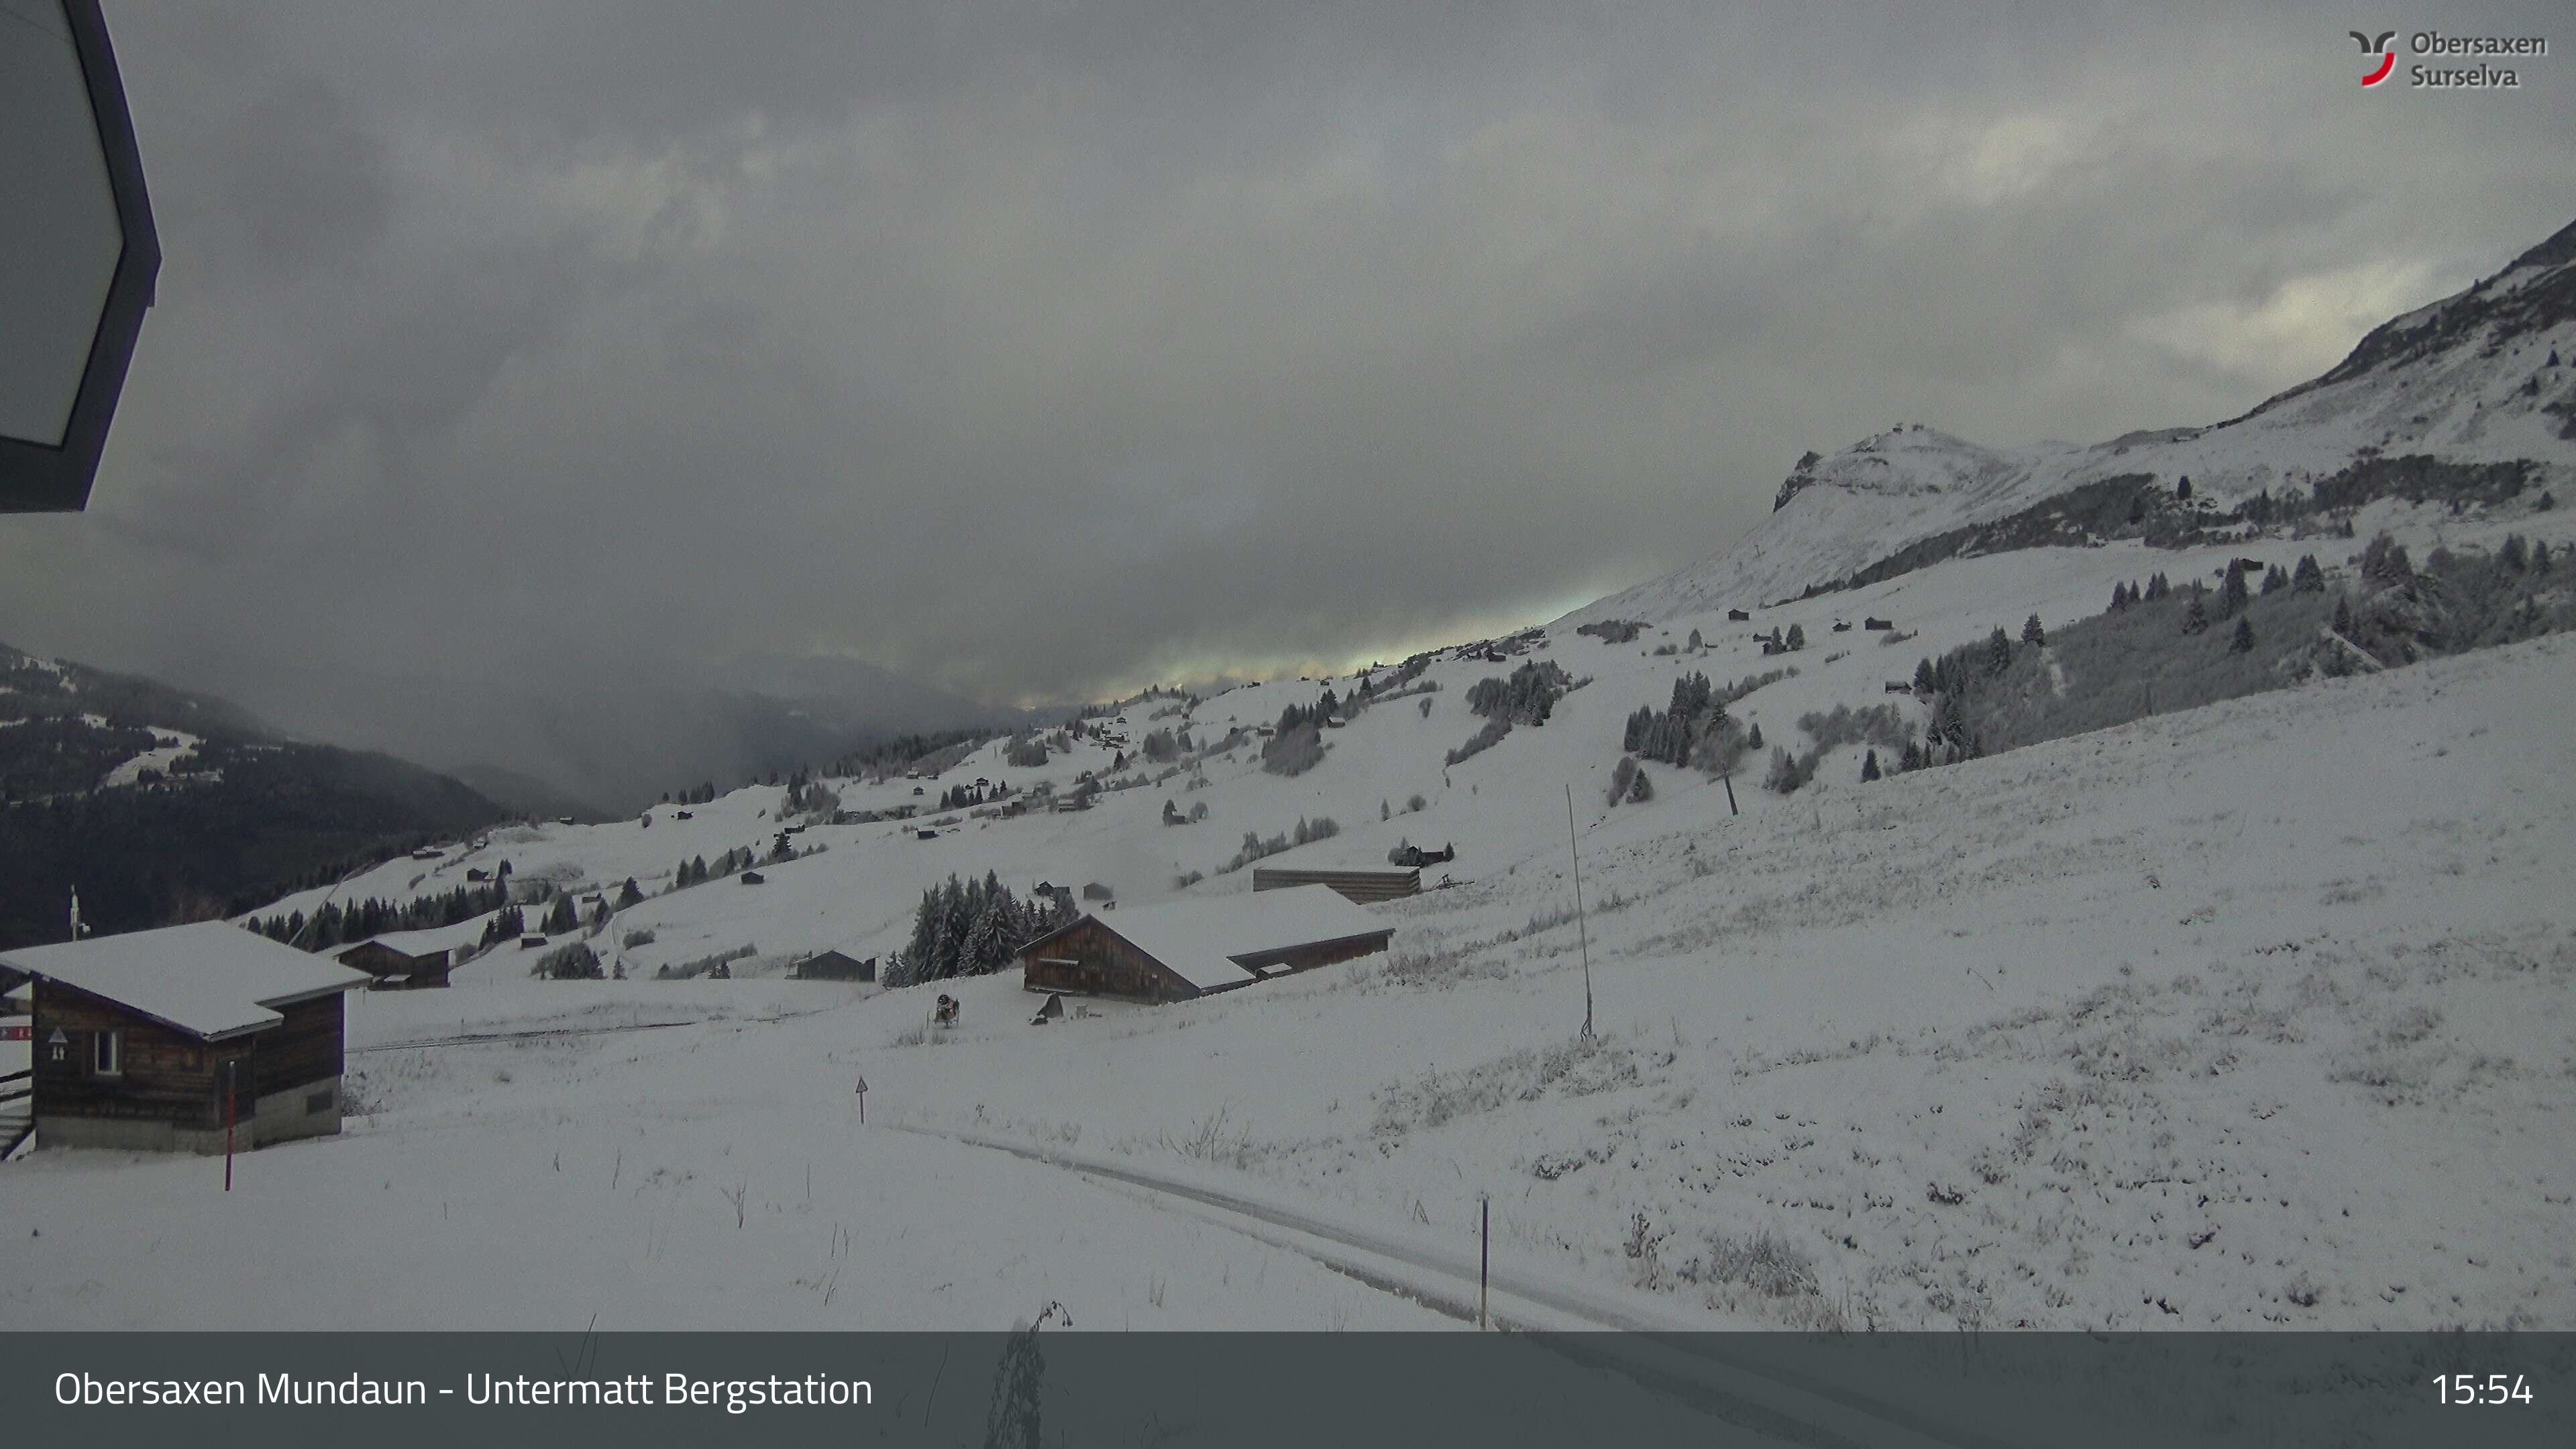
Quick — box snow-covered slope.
[1581,217,2576,622]
[32,222,2575,1344]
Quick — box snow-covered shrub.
[1444,715,1510,766]
[531,941,602,980]
[1261,721,1326,776]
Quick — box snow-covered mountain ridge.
[1579,217,2576,623]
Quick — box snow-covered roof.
[1077,887,1393,994]
[1,921,372,1040]
[341,914,493,961]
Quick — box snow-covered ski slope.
[1579,217,2576,622]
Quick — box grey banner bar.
[5,1332,2569,1448]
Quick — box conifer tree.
[1986,626,2012,675]
[1627,767,1653,803]
[2229,616,2255,653]
[2021,613,2045,647]
[2293,553,2324,592]
[2333,594,2353,635]
[1860,749,1882,782]
[2218,564,2249,619]
[1786,623,1807,651]
[2261,564,2288,595]
[1764,747,1802,794]
[2182,590,2208,634]
[1913,657,1937,695]
[1746,722,1764,751]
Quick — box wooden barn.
[1018,887,1394,1004]
[1250,866,1421,904]
[0,922,371,1154]
[794,949,875,983]
[333,931,455,990]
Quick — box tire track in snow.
[894,1123,2012,1449]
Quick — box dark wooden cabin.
[794,950,876,982]
[1018,886,1394,1004]
[334,933,454,990]
[1,922,371,1155]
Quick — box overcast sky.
[7,1,2573,746]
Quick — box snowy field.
[4,541,2567,1336]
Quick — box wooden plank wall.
[31,981,344,1127]
[1018,920,1195,1002]
[1250,867,1421,904]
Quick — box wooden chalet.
[1018,887,1394,1004]
[793,949,876,983]
[1,922,372,1154]
[333,929,458,990]
[1250,866,1421,904]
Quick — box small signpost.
[853,1074,868,1125]
[1480,1195,1491,1330]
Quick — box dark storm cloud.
[4,1,2570,792]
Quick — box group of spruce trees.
[247,879,509,951]
[883,872,1077,989]
[1464,662,1572,727]
[1621,671,1725,769]
[673,847,759,888]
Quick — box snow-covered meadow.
[5,493,2570,1334]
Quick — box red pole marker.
[1480,1195,1491,1330]
[222,1060,236,1191]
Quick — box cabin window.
[90,1030,122,1077]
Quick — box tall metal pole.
[1566,785,1593,1041]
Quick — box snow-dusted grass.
[25,507,2563,1334]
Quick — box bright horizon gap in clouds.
[3,0,2568,806]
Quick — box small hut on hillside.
[794,950,875,983]
[1018,886,1394,1004]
